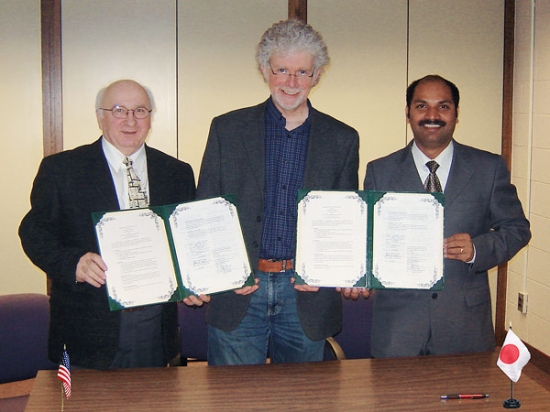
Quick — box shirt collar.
[411,139,454,170]
[266,97,312,129]
[101,137,146,171]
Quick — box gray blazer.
[364,140,531,357]
[197,99,359,341]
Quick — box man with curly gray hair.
[191,19,359,365]
[255,19,330,81]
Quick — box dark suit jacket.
[19,138,196,368]
[363,140,531,357]
[197,100,359,341]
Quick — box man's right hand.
[337,287,372,300]
[233,278,260,295]
[76,252,107,287]
[183,295,211,306]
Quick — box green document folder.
[294,190,445,291]
[93,195,255,311]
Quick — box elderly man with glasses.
[19,79,196,369]
[188,20,360,365]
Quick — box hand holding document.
[94,208,177,309]
[294,190,444,290]
[94,196,253,310]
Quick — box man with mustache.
[355,74,530,357]
[189,19,359,365]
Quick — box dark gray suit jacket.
[197,99,359,341]
[364,140,531,357]
[19,138,196,368]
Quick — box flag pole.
[61,343,64,410]
[503,380,520,409]
[61,343,65,412]
[57,344,71,410]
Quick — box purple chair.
[177,302,208,365]
[0,293,57,411]
[325,296,374,360]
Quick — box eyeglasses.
[99,105,152,119]
[270,67,315,80]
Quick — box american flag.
[57,349,71,399]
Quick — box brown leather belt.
[257,259,293,272]
[122,306,145,313]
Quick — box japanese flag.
[497,328,531,382]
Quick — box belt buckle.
[267,258,287,272]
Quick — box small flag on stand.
[497,328,531,382]
[497,328,530,409]
[57,348,72,399]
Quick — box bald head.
[96,80,154,114]
[95,79,154,156]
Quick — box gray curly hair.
[255,19,330,77]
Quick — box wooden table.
[25,352,550,411]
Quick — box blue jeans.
[207,270,325,365]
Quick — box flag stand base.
[503,398,521,409]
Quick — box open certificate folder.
[93,196,254,310]
[294,190,444,290]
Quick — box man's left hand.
[233,278,260,295]
[444,233,475,262]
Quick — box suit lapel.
[384,142,477,203]
[239,102,266,196]
[445,142,476,207]
[303,109,328,187]
[87,139,120,210]
[390,143,426,192]
[145,145,162,206]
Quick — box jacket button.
[432,293,438,299]
[256,216,262,222]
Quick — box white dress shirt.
[411,140,454,191]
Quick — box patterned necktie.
[123,157,149,208]
[424,160,443,193]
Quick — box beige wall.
[2,0,544,356]
[309,0,408,172]
[1,0,45,294]
[312,0,504,171]
[177,0,287,174]
[407,0,504,155]
[509,0,550,353]
[62,0,178,155]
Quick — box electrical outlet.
[518,292,528,314]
